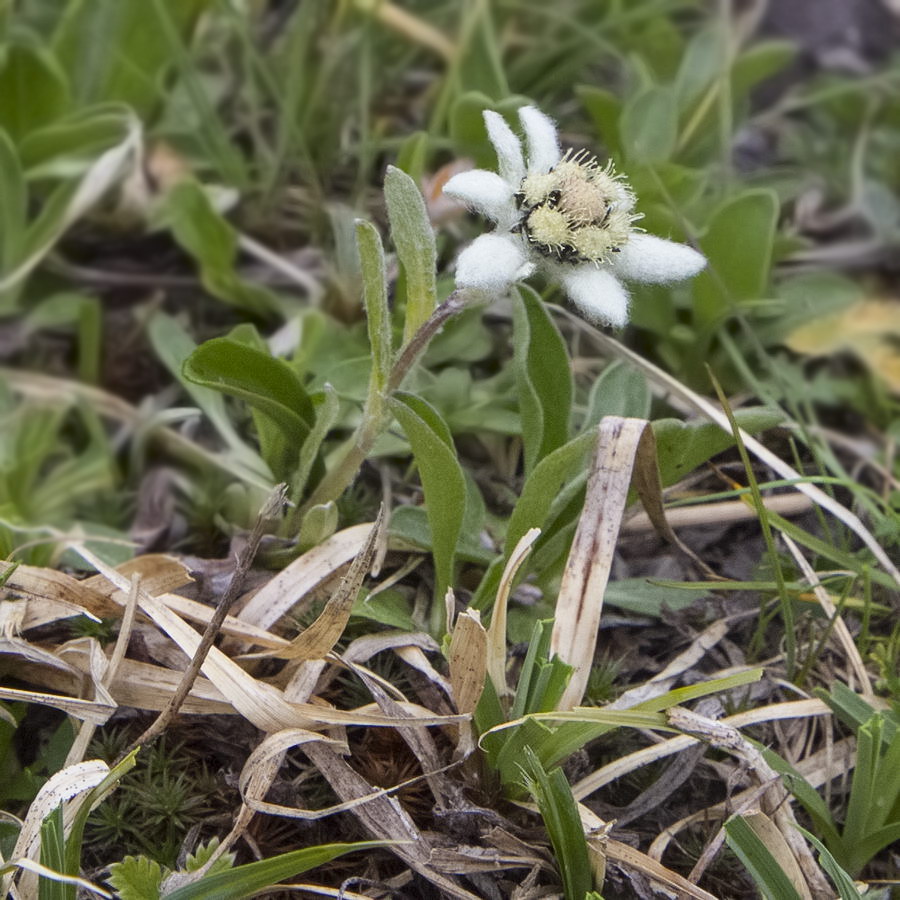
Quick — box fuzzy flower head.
[443,106,706,327]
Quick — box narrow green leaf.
[38,806,69,900]
[513,285,573,474]
[356,219,392,392]
[164,180,277,316]
[520,748,594,900]
[390,393,466,630]
[19,103,133,172]
[620,86,678,165]
[793,827,863,900]
[166,841,389,900]
[0,33,70,141]
[148,313,251,455]
[724,815,804,900]
[384,165,437,343]
[0,129,25,267]
[52,0,208,116]
[472,430,595,611]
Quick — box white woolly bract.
[443,170,517,227]
[484,110,526,186]
[560,266,630,328]
[611,233,707,284]
[455,234,533,292]
[518,106,561,174]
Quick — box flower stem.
[299,290,468,513]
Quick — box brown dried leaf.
[237,522,376,632]
[551,418,651,710]
[265,508,383,660]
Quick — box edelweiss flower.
[443,106,706,327]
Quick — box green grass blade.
[165,841,390,900]
[724,814,804,900]
[793,827,863,900]
[520,747,594,900]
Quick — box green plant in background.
[84,731,221,870]
[106,838,389,900]
[519,747,599,900]
[756,684,900,880]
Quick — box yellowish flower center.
[515,150,638,264]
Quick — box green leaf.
[450,91,496,160]
[620,86,678,165]
[583,361,651,429]
[106,855,164,900]
[356,219,392,393]
[0,130,25,266]
[724,815,804,900]
[675,24,726,110]
[390,393,466,630]
[148,313,253,456]
[731,40,795,103]
[18,103,133,173]
[653,406,783,487]
[183,838,235,877]
[164,180,278,316]
[384,165,437,343]
[166,841,389,900]
[603,578,707,616]
[39,806,68,900]
[0,31,69,141]
[520,748,594,900]
[693,189,779,328]
[793,827,863,900]
[578,84,622,157]
[52,0,209,117]
[513,286,573,474]
[472,430,595,611]
[183,337,316,479]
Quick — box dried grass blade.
[302,742,480,900]
[4,759,109,894]
[71,544,461,731]
[665,706,832,896]
[488,527,540,699]
[587,327,900,586]
[628,424,720,578]
[0,686,114,725]
[608,620,730,709]
[551,418,646,711]
[448,609,487,756]
[725,810,813,899]
[573,698,833,801]
[237,522,376,631]
[266,508,383,660]
[781,533,873,698]
[573,804,718,900]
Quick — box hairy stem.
[300,290,468,513]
